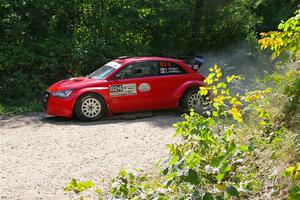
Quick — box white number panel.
[109,84,137,97]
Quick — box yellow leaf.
[200,87,208,96]
[213,89,218,95]
[230,107,243,123]
[216,72,222,78]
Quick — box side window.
[115,61,159,79]
[159,61,187,75]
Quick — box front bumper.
[42,91,75,118]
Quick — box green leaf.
[185,169,199,185]
[203,192,214,200]
[288,185,300,200]
[226,186,239,197]
[95,188,102,196]
[212,111,219,117]
[163,166,169,175]
[216,173,225,182]
[74,180,95,193]
[226,141,236,153]
[64,179,77,192]
[169,155,178,166]
[239,145,248,152]
[211,156,225,167]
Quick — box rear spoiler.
[180,55,204,71]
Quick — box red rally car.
[42,56,207,121]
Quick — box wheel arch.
[173,81,206,105]
[72,89,109,117]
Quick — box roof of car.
[113,56,182,64]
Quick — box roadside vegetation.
[65,9,300,199]
[0,0,299,114]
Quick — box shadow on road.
[1,110,183,129]
[42,110,183,128]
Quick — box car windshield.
[88,61,122,80]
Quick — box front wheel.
[180,89,210,114]
[74,93,107,121]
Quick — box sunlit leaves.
[259,9,300,60]
[283,163,300,200]
[201,65,244,123]
[64,179,95,194]
[204,73,216,85]
[226,75,242,83]
[242,88,271,103]
[200,86,208,96]
[230,107,243,123]
[284,163,300,180]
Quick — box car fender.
[172,80,205,99]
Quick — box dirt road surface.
[0,111,181,199]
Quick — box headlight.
[52,90,73,98]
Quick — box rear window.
[159,61,187,75]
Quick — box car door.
[155,60,192,107]
[108,61,162,113]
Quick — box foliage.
[200,65,244,123]
[64,179,102,200]
[0,101,41,115]
[110,169,149,199]
[253,0,299,33]
[248,8,300,199]
[259,8,300,129]
[0,0,298,111]
[284,163,300,200]
[259,8,300,60]
[65,179,95,194]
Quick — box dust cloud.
[198,42,274,94]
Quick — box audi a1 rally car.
[42,56,207,121]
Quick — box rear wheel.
[180,89,209,114]
[75,93,107,121]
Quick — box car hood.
[48,77,107,92]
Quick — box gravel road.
[0,111,181,200]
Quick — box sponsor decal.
[138,83,151,92]
[109,84,137,96]
[106,61,122,69]
[159,61,172,67]
[160,67,182,74]
[159,61,183,74]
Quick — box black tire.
[74,93,107,122]
[180,89,209,114]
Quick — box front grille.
[42,90,50,110]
